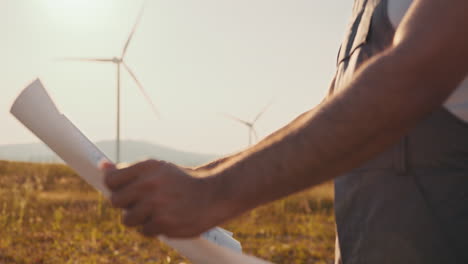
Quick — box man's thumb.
[99,160,116,172]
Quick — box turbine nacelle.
[113,57,123,64]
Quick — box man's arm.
[210,0,468,218]
[193,151,245,172]
[104,0,468,238]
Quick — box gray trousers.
[334,109,468,264]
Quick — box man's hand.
[102,160,226,238]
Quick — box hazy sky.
[1,0,352,155]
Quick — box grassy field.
[0,160,335,264]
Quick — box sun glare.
[44,0,111,27]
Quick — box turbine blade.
[123,62,160,118]
[223,113,251,127]
[121,0,148,58]
[253,100,273,123]
[56,57,114,62]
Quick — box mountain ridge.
[0,140,219,167]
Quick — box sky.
[1,0,352,155]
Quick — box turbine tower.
[225,102,272,147]
[60,1,158,163]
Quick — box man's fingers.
[104,159,160,190]
[111,176,158,208]
[123,198,156,227]
[141,215,163,237]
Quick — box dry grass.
[0,160,335,264]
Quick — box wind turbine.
[59,1,158,163]
[224,102,272,147]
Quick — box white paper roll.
[10,78,272,264]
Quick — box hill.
[0,140,219,167]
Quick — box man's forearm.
[194,154,239,171]
[209,47,464,219]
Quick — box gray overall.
[332,0,468,263]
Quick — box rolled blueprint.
[10,79,111,196]
[10,79,272,264]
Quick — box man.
[102,0,468,262]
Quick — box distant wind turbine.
[224,102,273,147]
[58,1,158,163]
